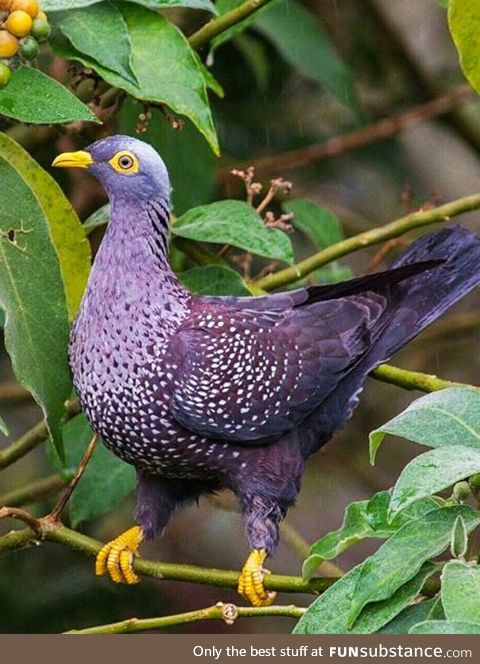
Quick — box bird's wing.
[166,294,387,444]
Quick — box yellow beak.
[52,150,94,169]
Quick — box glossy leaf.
[389,446,480,517]
[369,387,480,464]
[119,102,218,215]
[348,506,480,627]
[378,597,444,634]
[255,1,358,108]
[180,266,252,296]
[441,560,480,623]
[52,1,137,83]
[0,134,78,456]
[59,414,136,527]
[410,620,480,634]
[449,0,480,95]
[0,66,98,125]
[172,200,294,262]
[52,2,218,153]
[0,134,91,319]
[44,0,216,10]
[304,491,440,579]
[293,562,435,634]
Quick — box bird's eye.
[109,150,139,174]
[119,155,133,169]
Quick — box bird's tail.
[302,225,480,457]
[369,225,480,360]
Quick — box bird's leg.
[237,494,285,606]
[238,548,276,607]
[96,525,144,584]
[96,473,206,585]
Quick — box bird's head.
[52,135,170,205]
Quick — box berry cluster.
[0,0,50,88]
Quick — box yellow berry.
[5,10,33,37]
[0,29,18,57]
[37,9,46,20]
[10,0,39,17]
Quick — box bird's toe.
[238,549,277,607]
[95,525,144,584]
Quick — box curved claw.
[96,525,144,584]
[238,548,277,607]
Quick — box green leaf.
[52,2,218,153]
[442,560,480,622]
[293,562,435,634]
[83,204,109,234]
[52,1,137,84]
[0,134,79,456]
[450,516,468,559]
[179,266,252,296]
[378,597,444,634]
[284,199,343,248]
[119,102,218,215]
[410,620,480,634]
[304,491,440,578]
[0,66,99,125]
[348,506,480,628]
[369,387,480,464]
[389,446,480,517]
[284,199,351,284]
[44,0,216,11]
[449,0,480,95]
[0,416,8,437]
[172,200,294,262]
[255,0,358,108]
[59,414,136,527]
[0,134,91,320]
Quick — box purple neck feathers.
[80,197,190,328]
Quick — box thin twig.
[372,364,472,393]
[254,191,480,291]
[46,434,98,524]
[0,399,80,470]
[188,0,275,50]
[64,602,305,634]
[0,507,41,533]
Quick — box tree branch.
[0,523,337,596]
[64,602,305,634]
[372,364,469,392]
[0,399,80,470]
[0,474,64,508]
[254,191,480,291]
[222,85,473,179]
[188,0,274,50]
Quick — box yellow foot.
[95,526,144,584]
[238,548,277,607]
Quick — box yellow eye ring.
[109,150,139,174]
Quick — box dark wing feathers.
[166,293,388,445]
